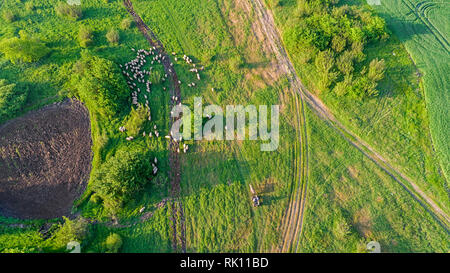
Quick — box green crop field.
[370,0,449,197]
[0,0,448,254]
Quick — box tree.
[91,147,154,213]
[315,50,338,91]
[350,40,365,62]
[334,74,353,96]
[78,26,93,48]
[2,11,16,23]
[148,70,162,85]
[362,13,387,41]
[350,58,385,99]
[106,29,119,45]
[104,233,123,253]
[336,50,354,75]
[331,34,346,53]
[0,36,50,64]
[25,2,35,11]
[0,80,28,123]
[55,2,82,20]
[229,55,244,73]
[367,58,386,83]
[125,104,150,136]
[120,18,133,30]
[68,52,129,118]
[52,217,89,249]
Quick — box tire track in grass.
[278,92,308,253]
[240,0,309,252]
[402,0,450,52]
[413,1,450,51]
[250,0,450,231]
[123,0,186,253]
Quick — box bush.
[68,52,129,118]
[2,11,16,23]
[106,29,119,45]
[148,70,162,85]
[125,104,150,136]
[104,233,122,253]
[55,2,82,20]
[78,26,93,48]
[282,0,389,98]
[120,18,133,30]
[52,217,89,249]
[91,146,154,213]
[0,79,28,123]
[0,35,50,64]
[25,2,35,11]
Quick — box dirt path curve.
[249,0,450,232]
[123,0,186,253]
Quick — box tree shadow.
[376,11,432,42]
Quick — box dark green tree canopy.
[91,146,154,212]
[68,52,129,119]
[0,79,28,123]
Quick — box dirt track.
[123,0,186,253]
[248,0,449,237]
[239,0,309,252]
[0,99,92,219]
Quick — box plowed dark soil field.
[0,99,92,219]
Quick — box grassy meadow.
[370,0,449,200]
[0,0,448,253]
[268,0,449,217]
[0,0,299,253]
[301,105,449,252]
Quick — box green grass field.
[0,0,299,252]
[301,105,448,252]
[370,0,449,197]
[269,0,449,217]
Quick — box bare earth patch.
[353,208,373,238]
[0,99,92,219]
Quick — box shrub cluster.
[68,52,129,119]
[106,29,120,45]
[55,2,82,20]
[0,79,28,123]
[283,0,388,99]
[91,146,154,214]
[0,35,50,64]
[78,26,94,48]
